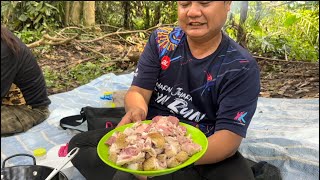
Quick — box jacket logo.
[206,71,213,81]
[161,56,171,70]
[234,111,247,123]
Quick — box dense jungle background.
[1,1,319,98]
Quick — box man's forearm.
[124,90,149,114]
[195,130,242,165]
[124,86,153,114]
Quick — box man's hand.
[117,107,146,127]
[117,85,152,128]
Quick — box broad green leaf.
[44,3,59,11]
[18,14,28,22]
[252,24,262,33]
[45,9,51,16]
[34,15,42,24]
[284,14,298,27]
[36,2,43,11]
[1,3,8,13]
[12,1,19,8]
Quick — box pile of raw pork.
[105,116,202,171]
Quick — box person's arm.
[117,30,160,127]
[117,85,153,127]
[1,42,18,102]
[195,130,242,165]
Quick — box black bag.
[59,106,126,132]
[247,159,282,180]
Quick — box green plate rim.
[97,120,208,176]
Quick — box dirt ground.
[37,44,319,99]
[255,57,319,98]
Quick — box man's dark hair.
[1,26,20,55]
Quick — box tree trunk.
[145,4,150,29]
[83,1,95,27]
[154,4,161,26]
[254,1,262,24]
[237,1,249,48]
[239,1,249,25]
[123,2,130,29]
[70,1,81,25]
[64,1,71,26]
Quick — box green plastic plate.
[97,120,208,176]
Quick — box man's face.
[178,1,231,40]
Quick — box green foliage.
[96,1,123,28]
[13,29,42,44]
[95,1,177,30]
[1,1,63,32]
[132,17,145,30]
[160,2,178,24]
[43,67,60,88]
[69,61,114,84]
[226,1,319,62]
[42,60,117,92]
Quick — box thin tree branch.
[77,30,147,43]
[254,56,317,64]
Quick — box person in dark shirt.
[1,26,51,136]
[68,1,260,180]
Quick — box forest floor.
[35,38,319,99]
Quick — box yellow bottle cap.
[110,102,116,108]
[103,91,113,95]
[33,148,47,157]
